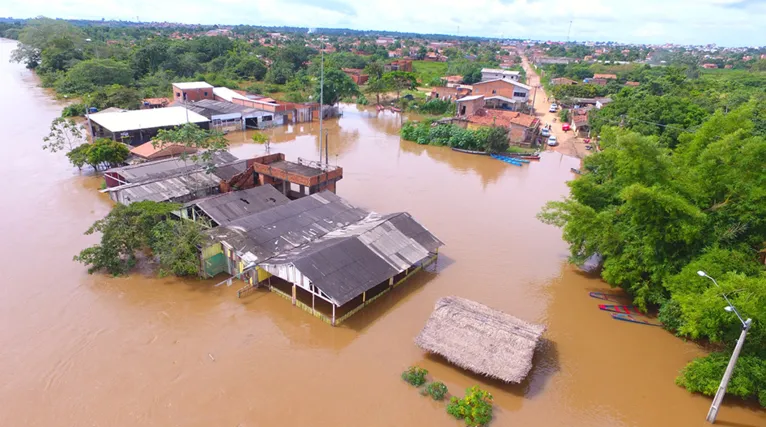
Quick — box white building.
[480,68,521,82]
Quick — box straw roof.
[415,296,545,383]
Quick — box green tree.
[382,71,416,100]
[365,77,390,105]
[154,123,230,172]
[56,59,133,94]
[314,68,359,105]
[150,219,204,277]
[265,59,294,84]
[42,117,87,169]
[364,61,385,80]
[10,18,84,70]
[74,202,180,275]
[231,55,267,80]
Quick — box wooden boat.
[376,104,384,112]
[571,167,583,175]
[390,106,402,112]
[611,313,662,327]
[588,291,623,302]
[520,155,541,160]
[599,304,642,315]
[490,154,522,166]
[451,147,488,155]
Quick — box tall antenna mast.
[318,50,324,164]
[567,20,573,42]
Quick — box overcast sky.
[2,0,765,46]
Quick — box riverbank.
[2,37,765,426]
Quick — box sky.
[2,0,766,46]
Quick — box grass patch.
[412,61,449,84]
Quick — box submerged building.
[200,191,443,326]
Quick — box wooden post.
[292,284,296,305]
[312,289,316,314]
[332,304,336,326]
[363,291,366,303]
[389,277,394,287]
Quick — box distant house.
[429,86,472,102]
[480,68,521,82]
[588,78,608,86]
[625,81,640,87]
[592,73,617,80]
[443,75,464,87]
[570,108,591,135]
[89,107,211,146]
[471,78,532,106]
[172,82,215,102]
[465,108,540,147]
[376,37,395,46]
[702,63,719,69]
[141,97,170,109]
[385,59,413,72]
[550,77,578,86]
[129,141,198,161]
[342,68,370,85]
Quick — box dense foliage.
[538,98,766,404]
[423,381,448,401]
[74,202,202,276]
[401,121,509,153]
[446,386,494,427]
[154,123,230,171]
[401,366,428,387]
[66,138,130,170]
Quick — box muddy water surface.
[1,39,764,427]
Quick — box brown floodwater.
[1,38,764,427]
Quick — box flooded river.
[1,39,764,427]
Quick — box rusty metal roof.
[194,186,290,225]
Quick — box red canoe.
[612,313,662,327]
[599,304,642,315]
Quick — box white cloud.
[0,0,762,45]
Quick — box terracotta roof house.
[625,81,640,87]
[593,73,617,80]
[142,97,170,109]
[550,77,578,86]
[466,109,540,146]
[130,141,199,161]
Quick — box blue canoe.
[490,154,522,166]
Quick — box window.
[176,92,181,97]
[204,91,208,96]
[513,91,526,98]
[492,89,497,94]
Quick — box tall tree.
[314,69,359,105]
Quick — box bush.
[423,382,448,400]
[446,386,494,427]
[401,366,428,387]
[62,103,87,117]
[419,99,454,115]
[676,353,766,407]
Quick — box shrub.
[446,386,494,427]
[62,103,87,117]
[423,381,448,400]
[677,353,766,406]
[401,366,428,387]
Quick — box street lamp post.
[697,270,753,424]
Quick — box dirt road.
[522,56,590,159]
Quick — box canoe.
[490,154,522,166]
[571,167,583,175]
[451,147,488,155]
[588,291,624,302]
[611,313,662,327]
[493,154,528,164]
[599,304,642,315]
[520,155,541,160]
[390,107,401,112]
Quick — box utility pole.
[567,20,573,43]
[318,50,324,164]
[324,130,329,166]
[697,270,754,424]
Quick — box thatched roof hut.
[415,296,546,383]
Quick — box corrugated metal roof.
[114,172,221,204]
[213,160,248,181]
[195,186,290,225]
[261,212,443,306]
[206,191,369,263]
[108,152,238,183]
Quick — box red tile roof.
[130,141,198,160]
[468,109,538,128]
[593,73,617,79]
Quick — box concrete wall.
[473,80,529,102]
[172,85,214,102]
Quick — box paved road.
[522,56,590,159]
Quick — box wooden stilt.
[292,284,296,305]
[332,304,336,326]
[312,287,316,314]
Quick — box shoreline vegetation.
[400,119,535,154]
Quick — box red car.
[562,123,571,131]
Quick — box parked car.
[547,135,558,146]
[549,104,558,113]
[562,122,571,131]
[541,127,550,137]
